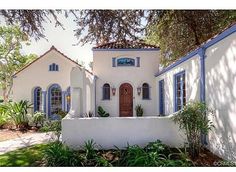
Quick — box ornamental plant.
[172,101,214,159]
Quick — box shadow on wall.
[206,39,236,162]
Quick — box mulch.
[192,148,223,167]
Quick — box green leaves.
[146,10,236,67]
[0,100,32,129]
[0,26,37,102]
[172,101,214,159]
[97,106,109,117]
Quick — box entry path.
[0,132,56,155]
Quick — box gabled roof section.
[92,40,160,51]
[13,46,93,76]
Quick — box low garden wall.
[62,115,186,149]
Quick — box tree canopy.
[0,26,37,102]
[1,10,236,66]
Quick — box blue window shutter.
[49,65,52,71]
[159,80,165,116]
[56,65,59,71]
[136,57,140,67]
[112,57,116,67]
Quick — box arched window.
[142,83,150,100]
[49,63,59,71]
[33,87,42,112]
[48,84,62,117]
[65,87,71,112]
[103,83,110,100]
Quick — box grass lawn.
[0,144,49,167]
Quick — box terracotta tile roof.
[93,40,159,50]
[13,46,93,76]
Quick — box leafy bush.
[43,141,81,166]
[32,111,46,128]
[0,100,32,129]
[97,106,109,117]
[39,120,61,140]
[0,112,8,128]
[172,101,214,159]
[135,104,144,117]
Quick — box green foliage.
[97,106,109,117]
[135,104,144,117]
[32,111,46,127]
[0,111,8,128]
[0,26,37,102]
[146,10,236,67]
[0,100,32,129]
[172,101,214,159]
[56,109,67,119]
[43,141,81,167]
[39,120,61,140]
[0,144,49,167]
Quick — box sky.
[7,13,94,69]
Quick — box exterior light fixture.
[112,87,116,96]
[137,87,141,96]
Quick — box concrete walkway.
[0,132,56,155]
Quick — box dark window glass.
[142,83,150,99]
[103,83,110,100]
[34,87,42,112]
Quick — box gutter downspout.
[94,75,98,116]
[198,47,207,145]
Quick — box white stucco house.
[12,23,236,162]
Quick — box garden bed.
[0,129,37,142]
[0,141,225,167]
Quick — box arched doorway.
[119,83,133,117]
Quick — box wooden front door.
[119,83,133,117]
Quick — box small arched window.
[103,83,110,100]
[49,63,59,71]
[142,83,150,100]
[33,87,42,112]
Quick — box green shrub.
[0,100,32,129]
[39,120,61,140]
[32,111,46,128]
[0,113,7,128]
[135,104,144,117]
[43,141,81,166]
[172,101,214,159]
[97,106,109,117]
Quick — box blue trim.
[159,79,165,116]
[42,91,47,114]
[198,48,206,103]
[174,70,185,112]
[112,57,116,67]
[62,91,66,111]
[92,48,160,52]
[48,84,62,118]
[155,24,236,77]
[136,57,140,67]
[33,87,42,112]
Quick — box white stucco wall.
[156,55,201,115]
[93,50,160,117]
[62,115,186,149]
[205,32,236,162]
[12,49,92,115]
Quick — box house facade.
[12,24,236,162]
